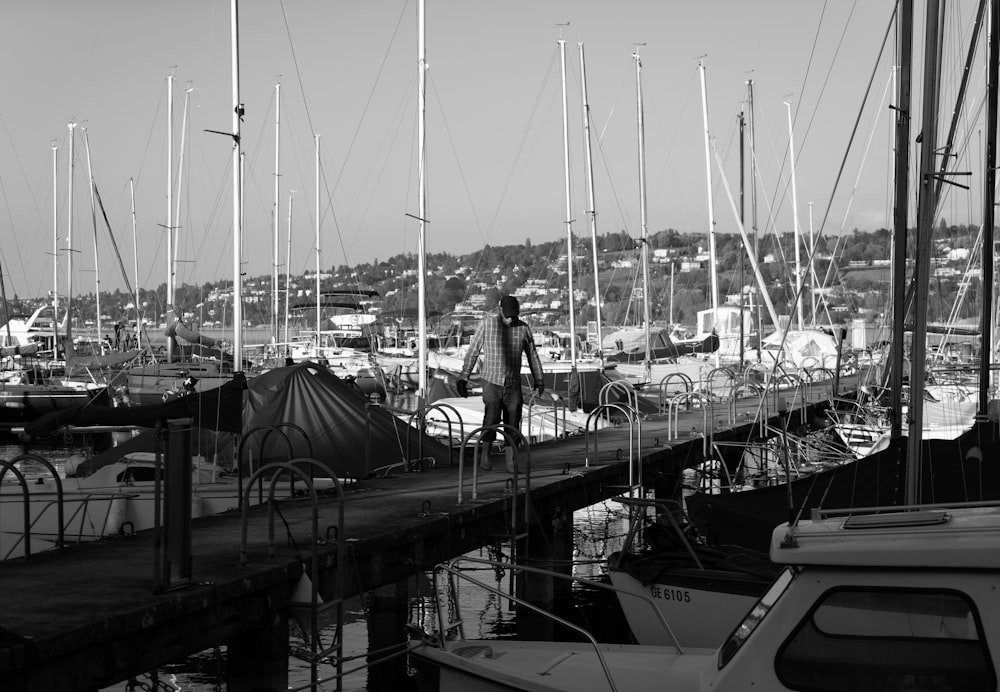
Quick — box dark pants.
[482,381,523,448]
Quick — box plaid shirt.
[460,315,544,388]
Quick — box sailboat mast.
[231,0,243,369]
[579,41,603,360]
[907,0,944,504]
[67,122,76,345]
[785,101,804,332]
[315,134,321,343]
[285,191,294,357]
[417,0,429,397]
[738,109,746,367]
[634,46,652,384]
[980,0,998,416]
[559,38,578,366]
[83,128,102,350]
[808,202,818,325]
[699,59,720,366]
[51,142,59,351]
[669,261,675,324]
[174,86,192,298]
[130,178,141,351]
[166,74,174,362]
[890,0,913,439]
[273,81,281,349]
[747,79,763,358]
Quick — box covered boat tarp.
[244,362,454,480]
[22,374,246,437]
[604,327,682,362]
[603,326,718,362]
[760,328,840,368]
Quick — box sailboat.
[410,3,1000,677]
[601,56,723,391]
[531,36,609,409]
[2,0,253,559]
[1,128,121,428]
[125,40,256,405]
[686,0,999,553]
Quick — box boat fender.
[103,496,129,536]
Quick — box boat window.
[117,466,157,483]
[776,587,993,692]
[718,568,794,668]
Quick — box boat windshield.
[718,567,794,668]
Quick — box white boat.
[0,449,336,560]
[408,499,1000,691]
[828,384,978,459]
[417,393,610,445]
[606,497,781,648]
[0,470,134,561]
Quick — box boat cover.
[243,361,454,480]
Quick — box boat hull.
[0,488,134,560]
[0,383,108,425]
[608,564,769,647]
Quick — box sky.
[0,1,980,300]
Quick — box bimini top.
[770,502,1000,570]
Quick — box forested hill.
[5,225,981,329]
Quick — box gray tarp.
[243,361,454,480]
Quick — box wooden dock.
[0,386,838,691]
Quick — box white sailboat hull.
[608,565,765,648]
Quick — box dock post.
[367,580,412,690]
[515,502,573,642]
[227,597,291,692]
[160,419,192,591]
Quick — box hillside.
[2,227,984,333]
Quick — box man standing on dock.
[457,295,545,472]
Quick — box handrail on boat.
[810,499,1000,521]
[424,555,685,692]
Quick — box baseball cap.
[500,295,520,318]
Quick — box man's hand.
[535,381,544,397]
[456,379,469,398]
